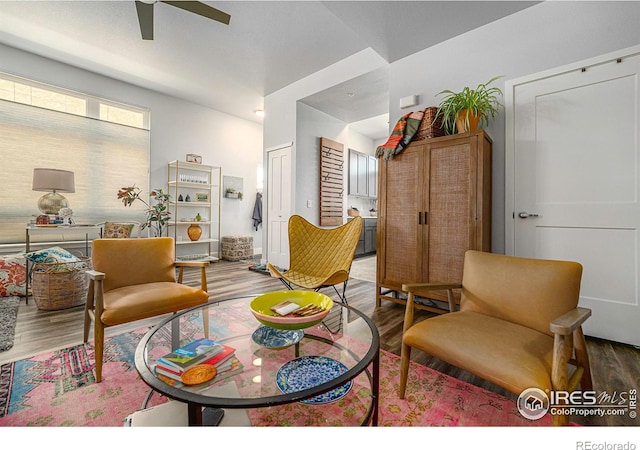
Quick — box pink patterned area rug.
[0,328,554,427]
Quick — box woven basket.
[413,107,445,141]
[31,257,91,311]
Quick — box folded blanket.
[375,110,425,160]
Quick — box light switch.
[307,200,312,208]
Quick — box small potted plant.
[118,186,171,237]
[225,188,243,200]
[435,76,504,134]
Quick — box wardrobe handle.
[418,212,422,225]
[424,211,428,225]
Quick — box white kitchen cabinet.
[348,149,377,198]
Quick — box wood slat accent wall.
[319,137,344,226]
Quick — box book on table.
[156,344,236,376]
[155,349,236,380]
[157,339,226,372]
[155,357,244,385]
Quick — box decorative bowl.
[249,291,333,330]
[251,325,304,349]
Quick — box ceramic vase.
[187,223,202,241]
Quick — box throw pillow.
[24,246,80,264]
[103,222,134,239]
[0,253,27,297]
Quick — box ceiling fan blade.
[162,1,231,25]
[135,1,155,40]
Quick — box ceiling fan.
[135,1,231,40]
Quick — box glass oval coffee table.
[134,294,380,426]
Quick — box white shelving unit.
[167,160,221,262]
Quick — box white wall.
[294,102,378,224]
[263,49,387,254]
[0,43,263,254]
[387,1,640,254]
[295,102,348,224]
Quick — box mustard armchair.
[267,215,363,304]
[399,250,593,426]
[84,237,210,382]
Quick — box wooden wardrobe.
[376,130,492,313]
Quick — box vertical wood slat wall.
[319,137,344,226]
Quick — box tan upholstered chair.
[84,237,210,382]
[399,250,593,426]
[267,215,363,304]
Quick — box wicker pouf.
[221,235,253,261]
[31,258,91,310]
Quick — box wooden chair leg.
[83,306,91,343]
[574,327,593,391]
[94,321,105,383]
[399,291,416,399]
[399,342,412,399]
[551,333,572,426]
[553,412,570,426]
[83,280,94,342]
[200,266,208,293]
[202,308,210,339]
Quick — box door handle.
[518,211,540,219]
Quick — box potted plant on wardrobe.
[435,76,504,135]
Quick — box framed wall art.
[186,153,202,164]
[195,192,210,203]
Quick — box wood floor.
[2,258,638,426]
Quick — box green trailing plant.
[118,186,171,237]
[435,76,504,134]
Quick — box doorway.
[266,143,293,269]
[506,45,640,346]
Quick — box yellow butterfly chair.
[267,215,363,304]
[84,237,210,382]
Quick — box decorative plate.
[181,364,217,385]
[275,355,352,405]
[251,325,304,349]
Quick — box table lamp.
[32,168,75,215]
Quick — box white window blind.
[0,98,150,244]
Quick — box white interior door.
[509,48,640,346]
[267,144,292,269]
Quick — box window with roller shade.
[0,72,150,245]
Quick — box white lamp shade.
[32,168,75,193]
